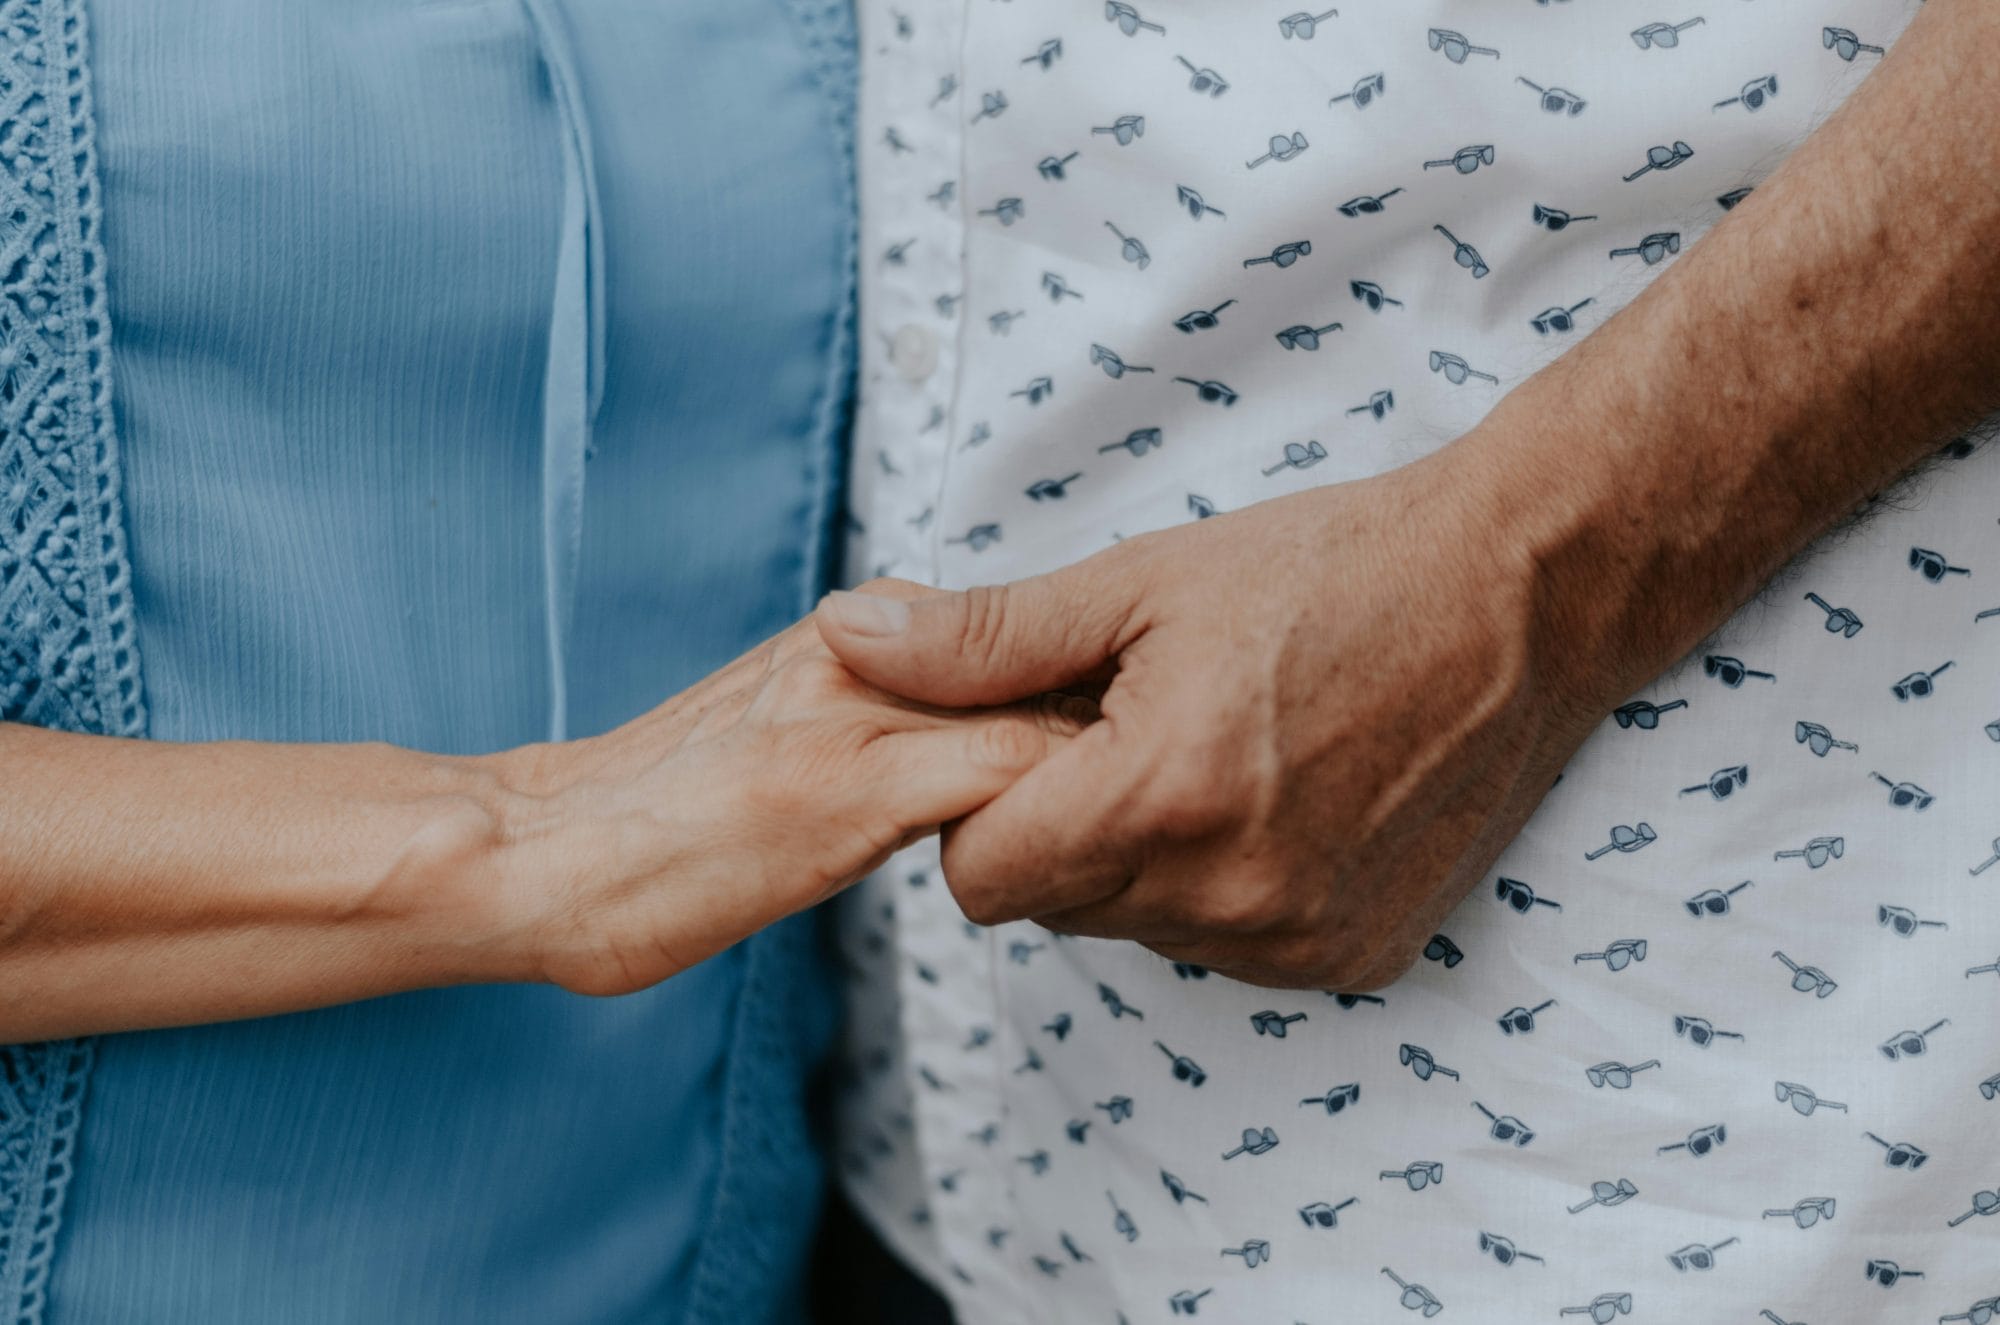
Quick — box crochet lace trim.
[0,0,136,1319]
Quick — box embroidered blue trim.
[682,1,856,1320]
[0,0,139,1319]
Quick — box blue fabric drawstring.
[520,0,605,742]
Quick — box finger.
[866,693,1096,836]
[934,715,1145,923]
[812,553,1149,709]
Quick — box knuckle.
[1185,872,1289,934]
[968,715,1049,773]
[1139,756,1230,842]
[957,584,1015,671]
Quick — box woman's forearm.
[0,722,530,1040]
[1445,0,2000,717]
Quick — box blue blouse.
[0,1,855,1321]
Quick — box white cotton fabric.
[836,4,2000,1322]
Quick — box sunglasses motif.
[1336,287,1400,324]
[1400,1042,1459,1080]
[1425,143,1495,174]
[1100,427,1164,458]
[1496,876,1561,913]
[1704,653,1774,687]
[1804,590,1863,635]
[1040,270,1084,301]
[1623,140,1694,182]
[1095,1094,1134,1123]
[1105,1190,1137,1241]
[1036,151,1078,181]
[1680,764,1748,800]
[1478,1231,1544,1266]
[1020,38,1062,69]
[1091,114,1146,145]
[1940,1296,2000,1324]
[1097,982,1144,1020]
[1910,545,1970,581]
[1667,1237,1737,1271]
[1948,1190,2000,1228]
[945,523,1001,552]
[1338,186,1402,216]
[1168,1288,1211,1316]
[1173,299,1236,333]
[1533,202,1598,231]
[1174,54,1229,97]
[1968,957,2000,979]
[1774,1080,1847,1115]
[1794,720,1856,756]
[1869,770,1933,810]
[1718,185,1754,210]
[1865,1131,1928,1169]
[1333,992,1386,1009]
[1561,1292,1633,1322]
[1262,440,1328,476]
[1103,221,1150,269]
[1380,1161,1444,1191]
[1893,661,1955,700]
[1657,1123,1727,1157]
[1823,25,1884,61]
[977,196,1024,225]
[1329,72,1385,109]
[1089,342,1153,378]
[1347,389,1395,421]
[1024,473,1081,502]
[1473,1100,1535,1146]
[1584,823,1655,860]
[1154,1040,1205,1086]
[1864,1258,1922,1288]
[1517,76,1585,116]
[1279,8,1338,40]
[1297,1196,1357,1228]
[1247,131,1309,169]
[1104,2,1164,37]
[1220,1125,1279,1159]
[1497,999,1556,1036]
[1974,838,2000,876]
[1430,350,1498,386]
[1423,933,1463,967]
[1173,376,1239,406]
[1611,231,1682,265]
[1245,240,1312,270]
[1585,1059,1659,1090]
[1878,903,1946,936]
[1773,950,1837,998]
[1250,1010,1307,1038]
[1674,1014,1744,1047]
[1774,834,1843,868]
[1432,224,1489,279]
[1533,298,1597,335]
[1567,1177,1638,1213]
[1175,184,1224,220]
[1221,1238,1270,1267]
[1632,17,1705,48]
[1880,1018,1949,1061]
[1575,938,1647,971]
[1160,1169,1208,1205]
[1383,1266,1442,1316]
[1428,27,1499,63]
[1685,880,1753,917]
[1714,73,1778,111]
[1275,321,1342,351]
[1299,1082,1361,1115]
[1763,1197,1835,1229]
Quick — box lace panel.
[0,0,136,1320]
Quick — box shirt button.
[892,323,940,383]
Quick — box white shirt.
[835,4,1998,1322]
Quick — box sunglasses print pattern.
[837,2,1981,1321]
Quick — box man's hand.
[814,452,1591,990]
[816,0,2000,990]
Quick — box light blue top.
[0,1,855,1321]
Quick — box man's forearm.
[1447,0,2000,716]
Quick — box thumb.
[814,558,1146,708]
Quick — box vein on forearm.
[1469,0,2000,706]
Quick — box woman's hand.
[487,587,1087,998]
[0,583,1076,1039]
